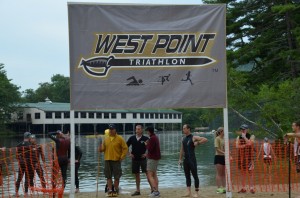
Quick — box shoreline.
[60,186,300,198]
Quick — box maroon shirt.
[146,134,161,160]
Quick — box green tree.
[202,0,300,137]
[0,63,21,130]
[22,74,70,103]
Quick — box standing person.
[214,127,226,194]
[99,124,128,197]
[292,121,300,166]
[127,124,149,196]
[48,130,70,189]
[74,145,82,193]
[29,134,46,188]
[178,124,208,198]
[236,124,255,194]
[145,126,161,197]
[65,132,83,193]
[257,137,276,187]
[15,132,35,196]
[0,146,5,186]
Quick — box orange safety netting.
[0,143,64,198]
[228,140,300,192]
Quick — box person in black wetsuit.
[15,132,35,196]
[48,130,70,189]
[29,134,46,189]
[178,124,208,198]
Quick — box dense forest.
[1,1,299,137]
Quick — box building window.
[133,113,137,119]
[160,113,163,119]
[64,112,70,119]
[178,114,182,119]
[89,112,95,118]
[121,113,126,119]
[140,113,144,119]
[26,114,31,122]
[35,113,40,119]
[155,113,159,119]
[169,113,173,119]
[150,113,154,119]
[18,112,23,120]
[81,112,86,118]
[46,112,52,119]
[75,112,79,118]
[104,113,109,119]
[173,114,177,119]
[164,114,168,119]
[96,112,102,118]
[55,112,62,119]
[145,113,149,119]
[111,113,117,119]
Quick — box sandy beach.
[62,186,300,198]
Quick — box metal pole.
[288,141,291,198]
[69,110,75,198]
[223,108,232,198]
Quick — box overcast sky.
[0,0,203,92]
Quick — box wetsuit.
[237,133,254,171]
[31,144,46,188]
[15,141,35,193]
[182,134,199,189]
[75,146,82,189]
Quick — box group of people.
[98,124,161,197]
[3,120,300,197]
[0,130,82,197]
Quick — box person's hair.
[294,120,300,127]
[184,124,191,130]
[147,126,154,134]
[136,124,143,129]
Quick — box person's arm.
[126,137,134,158]
[120,138,128,161]
[48,132,60,145]
[193,136,208,146]
[39,145,46,162]
[270,144,276,159]
[257,145,263,160]
[179,141,183,164]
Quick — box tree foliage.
[22,74,70,103]
[0,64,21,129]
[201,0,300,137]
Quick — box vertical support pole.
[223,108,232,198]
[69,110,75,198]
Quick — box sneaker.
[149,191,160,197]
[238,188,246,193]
[250,189,255,194]
[221,188,226,193]
[112,191,118,197]
[107,191,113,197]
[216,188,223,193]
[75,188,80,193]
[132,191,141,196]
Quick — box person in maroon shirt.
[145,126,161,197]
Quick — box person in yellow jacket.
[99,124,128,197]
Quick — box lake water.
[0,131,223,193]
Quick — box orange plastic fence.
[0,143,64,198]
[228,139,300,192]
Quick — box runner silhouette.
[181,71,193,85]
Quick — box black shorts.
[263,157,272,165]
[132,159,147,174]
[214,155,225,165]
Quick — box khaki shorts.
[104,160,122,179]
[147,159,159,172]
